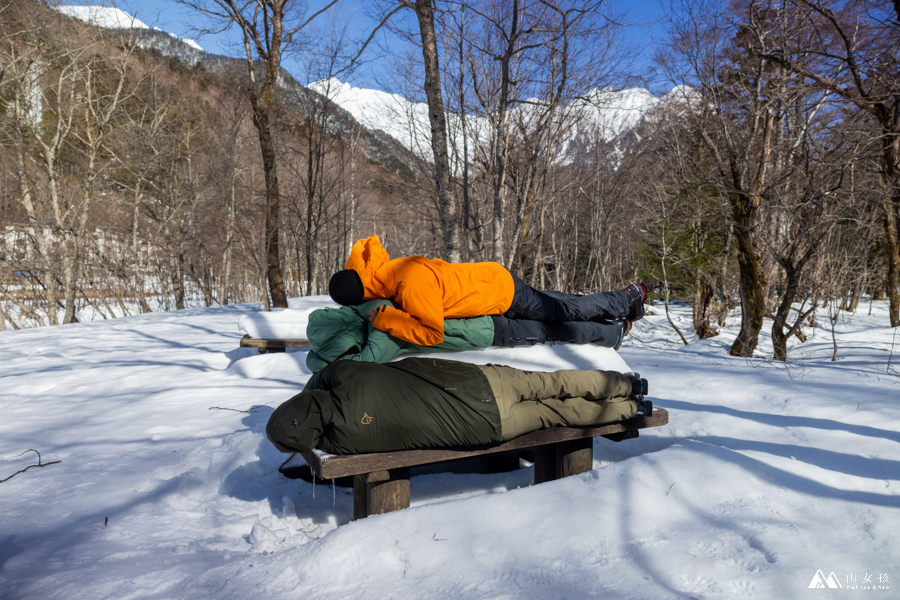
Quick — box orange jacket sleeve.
[370,259,446,346]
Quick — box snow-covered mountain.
[309,79,432,154]
[51,5,422,179]
[53,5,678,170]
[57,5,150,29]
[311,78,678,165]
[56,5,204,52]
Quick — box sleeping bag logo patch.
[361,412,374,425]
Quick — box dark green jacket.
[266,358,501,455]
[305,299,495,372]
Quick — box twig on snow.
[0,449,61,483]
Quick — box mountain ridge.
[54,5,673,169]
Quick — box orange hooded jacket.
[345,235,515,346]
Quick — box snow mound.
[238,307,321,340]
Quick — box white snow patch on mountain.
[56,5,149,29]
[580,87,661,138]
[54,5,204,52]
[312,78,671,164]
[310,79,433,155]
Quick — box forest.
[1,0,898,362]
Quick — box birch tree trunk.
[404,0,460,261]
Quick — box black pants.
[503,273,628,323]
[491,315,621,348]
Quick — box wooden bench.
[239,334,311,353]
[300,407,669,520]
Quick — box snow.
[311,78,668,163]
[56,6,149,30]
[54,6,203,52]
[576,87,662,140]
[238,303,329,340]
[310,79,430,152]
[1,297,898,599]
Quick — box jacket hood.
[265,389,333,453]
[306,305,367,363]
[345,234,391,300]
[305,299,395,371]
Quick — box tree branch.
[0,449,60,483]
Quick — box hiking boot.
[625,283,647,321]
[624,371,648,398]
[635,399,653,417]
[613,319,631,350]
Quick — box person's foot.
[634,398,653,417]
[624,371,648,398]
[613,319,631,350]
[625,283,647,321]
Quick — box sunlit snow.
[1,297,897,599]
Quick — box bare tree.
[178,0,339,307]
[207,70,253,305]
[753,0,900,327]
[447,1,622,270]
[663,0,798,357]
[2,4,138,324]
[389,0,462,261]
[281,14,361,296]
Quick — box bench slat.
[301,408,668,480]
[240,334,311,350]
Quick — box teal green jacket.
[305,299,495,372]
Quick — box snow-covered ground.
[0,296,897,599]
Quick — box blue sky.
[118,0,670,93]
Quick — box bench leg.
[353,467,410,520]
[487,451,521,473]
[533,437,594,484]
[561,437,594,477]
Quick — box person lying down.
[267,357,650,455]
[305,299,630,372]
